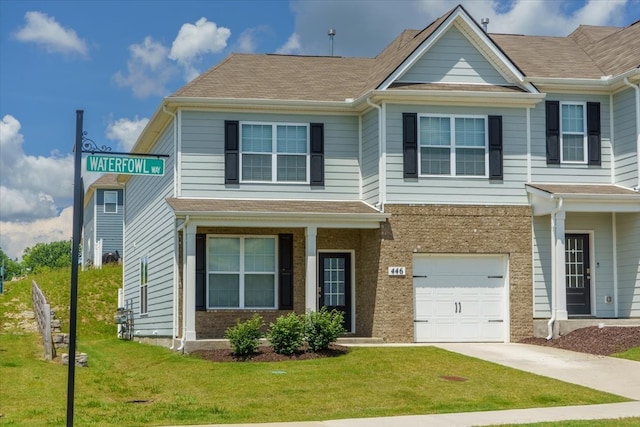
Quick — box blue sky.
[1,0,639,259]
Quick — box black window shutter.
[195,233,206,311]
[488,115,503,180]
[545,101,560,164]
[310,123,324,186]
[586,102,601,165]
[278,234,294,310]
[225,120,239,184]
[403,113,418,178]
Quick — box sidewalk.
[165,343,640,427]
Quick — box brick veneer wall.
[374,204,533,343]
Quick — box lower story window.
[207,236,276,309]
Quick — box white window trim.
[206,235,279,310]
[239,122,310,184]
[104,190,118,213]
[418,114,489,178]
[560,101,588,164]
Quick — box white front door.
[413,254,507,342]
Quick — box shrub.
[268,312,305,355]
[304,308,346,352]
[225,314,263,357]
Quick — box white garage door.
[413,254,507,342]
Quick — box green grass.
[490,418,640,426]
[0,267,633,426]
[613,346,640,361]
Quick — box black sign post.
[66,110,84,426]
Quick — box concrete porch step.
[337,337,385,345]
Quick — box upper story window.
[560,102,587,163]
[419,115,487,177]
[240,123,309,183]
[207,236,277,309]
[104,190,118,213]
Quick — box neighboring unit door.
[413,255,506,342]
[318,253,352,332]
[565,234,591,316]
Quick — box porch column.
[552,210,568,320]
[184,223,197,341]
[305,226,318,312]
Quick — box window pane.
[562,104,584,133]
[244,238,275,272]
[456,148,485,176]
[421,147,450,175]
[244,274,275,307]
[420,117,450,146]
[209,274,239,307]
[209,238,240,271]
[562,134,584,162]
[241,124,272,152]
[455,118,485,147]
[277,155,307,181]
[277,125,307,153]
[242,154,272,181]
[104,191,117,204]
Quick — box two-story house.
[82,174,124,269]
[118,5,639,351]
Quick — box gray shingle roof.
[527,184,640,197]
[168,9,639,103]
[165,198,384,215]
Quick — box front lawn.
[0,333,628,426]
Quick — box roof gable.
[377,5,536,93]
[396,25,509,86]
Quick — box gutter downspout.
[173,216,190,351]
[623,78,640,190]
[366,98,385,211]
[547,197,563,340]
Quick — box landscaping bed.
[191,343,348,362]
[520,326,640,356]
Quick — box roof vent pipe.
[328,28,336,56]
[481,18,489,32]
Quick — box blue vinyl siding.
[82,192,96,267]
[362,109,380,205]
[384,103,528,205]
[616,213,640,316]
[95,189,124,256]
[613,88,638,187]
[398,26,509,86]
[123,124,176,337]
[179,110,360,200]
[530,93,612,184]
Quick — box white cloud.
[169,17,231,81]
[106,116,149,152]
[113,36,178,98]
[276,33,302,55]
[0,115,74,224]
[13,11,88,57]
[284,0,632,57]
[0,206,73,260]
[235,26,271,53]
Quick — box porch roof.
[525,184,640,215]
[165,198,389,228]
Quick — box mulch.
[519,326,640,356]
[190,344,349,362]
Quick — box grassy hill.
[0,265,121,338]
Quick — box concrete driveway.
[432,342,640,400]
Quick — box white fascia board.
[379,8,537,94]
[165,97,355,113]
[563,199,640,213]
[171,212,389,229]
[369,89,545,108]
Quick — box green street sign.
[86,155,165,176]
